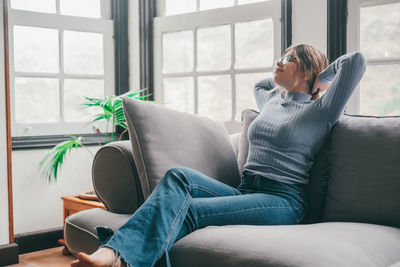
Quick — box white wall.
[12,146,99,234]
[292,0,327,54]
[0,0,9,246]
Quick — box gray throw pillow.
[323,114,400,227]
[122,98,241,199]
[239,109,331,224]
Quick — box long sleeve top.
[243,51,366,185]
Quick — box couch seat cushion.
[170,222,400,267]
[64,208,131,255]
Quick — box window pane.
[60,0,101,18]
[165,0,196,15]
[197,25,231,71]
[359,65,400,116]
[163,77,194,113]
[200,0,234,10]
[238,0,268,4]
[360,3,400,58]
[11,0,55,13]
[14,26,59,73]
[64,31,104,75]
[163,31,193,73]
[235,19,274,69]
[198,75,231,121]
[64,79,104,122]
[235,72,271,120]
[15,78,59,123]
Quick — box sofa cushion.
[238,109,331,224]
[323,114,400,227]
[170,222,400,267]
[122,98,241,199]
[64,208,131,255]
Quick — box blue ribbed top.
[244,51,366,185]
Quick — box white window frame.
[153,0,281,123]
[347,0,400,114]
[8,0,115,137]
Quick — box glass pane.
[14,26,59,73]
[238,0,268,4]
[359,65,400,116]
[235,19,274,69]
[200,0,234,10]
[197,25,231,71]
[64,31,104,75]
[15,78,59,123]
[64,79,104,122]
[11,0,55,13]
[235,72,271,120]
[163,31,193,73]
[360,3,400,58]
[198,75,231,121]
[60,0,101,18]
[163,77,194,113]
[165,0,196,15]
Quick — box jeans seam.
[198,205,297,219]
[162,193,191,253]
[190,185,223,197]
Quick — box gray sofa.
[65,98,400,267]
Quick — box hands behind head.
[312,74,331,95]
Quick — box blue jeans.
[98,166,307,267]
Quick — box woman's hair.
[269,44,329,100]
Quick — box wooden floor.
[9,247,75,267]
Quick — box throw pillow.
[122,98,242,199]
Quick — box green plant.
[39,89,152,182]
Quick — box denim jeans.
[98,166,307,267]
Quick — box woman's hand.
[312,74,331,95]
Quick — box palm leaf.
[39,136,83,182]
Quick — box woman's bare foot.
[70,247,125,267]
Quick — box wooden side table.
[59,195,106,255]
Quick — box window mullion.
[56,0,60,14]
[193,28,198,114]
[59,28,65,123]
[231,23,236,121]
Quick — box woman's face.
[272,50,305,91]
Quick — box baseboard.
[0,243,19,265]
[14,227,63,254]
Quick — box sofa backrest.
[323,114,400,228]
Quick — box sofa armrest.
[92,141,144,214]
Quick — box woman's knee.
[163,166,192,185]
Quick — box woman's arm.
[315,51,366,124]
[253,77,277,110]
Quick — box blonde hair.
[268,44,329,100]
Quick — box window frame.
[346,0,400,114]
[7,0,122,149]
[153,0,283,123]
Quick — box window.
[347,0,400,116]
[154,0,281,123]
[8,0,115,137]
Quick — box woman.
[71,44,366,267]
